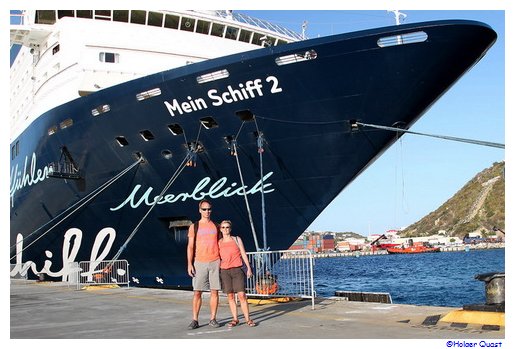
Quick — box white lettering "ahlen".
[110,172,275,211]
[10,153,50,207]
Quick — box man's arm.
[187,225,195,277]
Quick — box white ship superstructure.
[10,10,302,141]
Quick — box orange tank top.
[188,221,220,262]
[219,237,243,270]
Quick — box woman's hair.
[220,220,232,227]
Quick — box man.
[187,199,221,330]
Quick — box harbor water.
[314,248,505,307]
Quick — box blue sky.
[242,10,506,236]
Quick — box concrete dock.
[10,279,505,341]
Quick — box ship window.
[238,29,252,43]
[48,125,58,135]
[211,23,225,38]
[180,17,195,32]
[136,87,162,101]
[225,26,238,40]
[35,10,56,25]
[377,31,428,47]
[77,10,93,19]
[91,104,111,116]
[99,52,119,63]
[161,150,173,159]
[196,69,229,84]
[115,136,129,147]
[58,11,75,19]
[235,110,255,121]
[196,20,210,34]
[164,14,179,29]
[277,39,288,46]
[11,141,20,160]
[251,33,262,45]
[167,124,183,136]
[148,12,163,27]
[113,10,129,23]
[267,37,278,46]
[52,44,60,55]
[200,117,218,129]
[60,118,73,129]
[275,49,317,66]
[139,130,155,141]
[95,10,112,21]
[130,10,146,25]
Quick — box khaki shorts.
[220,267,246,294]
[192,259,221,291]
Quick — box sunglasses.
[221,226,231,229]
[200,208,212,211]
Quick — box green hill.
[401,161,505,238]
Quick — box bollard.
[475,272,505,305]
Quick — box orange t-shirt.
[188,221,220,262]
[219,237,243,270]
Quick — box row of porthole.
[116,118,217,161]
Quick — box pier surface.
[10,279,505,340]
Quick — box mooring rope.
[109,124,203,263]
[231,138,261,252]
[253,115,504,149]
[10,158,143,261]
[254,118,268,250]
[356,122,505,149]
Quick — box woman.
[218,220,256,327]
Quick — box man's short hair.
[198,199,212,208]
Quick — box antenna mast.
[387,10,407,25]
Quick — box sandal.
[228,319,239,328]
[246,320,256,327]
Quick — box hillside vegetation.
[401,161,505,238]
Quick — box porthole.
[60,118,73,129]
[139,130,155,141]
[168,124,183,135]
[161,150,173,159]
[48,125,58,135]
[115,136,129,147]
[200,116,218,129]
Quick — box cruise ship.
[10,10,497,286]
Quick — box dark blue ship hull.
[10,20,496,287]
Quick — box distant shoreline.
[310,242,505,258]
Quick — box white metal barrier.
[245,249,315,309]
[78,259,130,289]
[66,262,80,288]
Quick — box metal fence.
[78,259,130,289]
[245,249,315,309]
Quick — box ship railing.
[245,249,315,310]
[77,259,130,290]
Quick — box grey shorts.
[220,267,246,294]
[192,259,221,291]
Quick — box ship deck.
[10,279,505,342]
